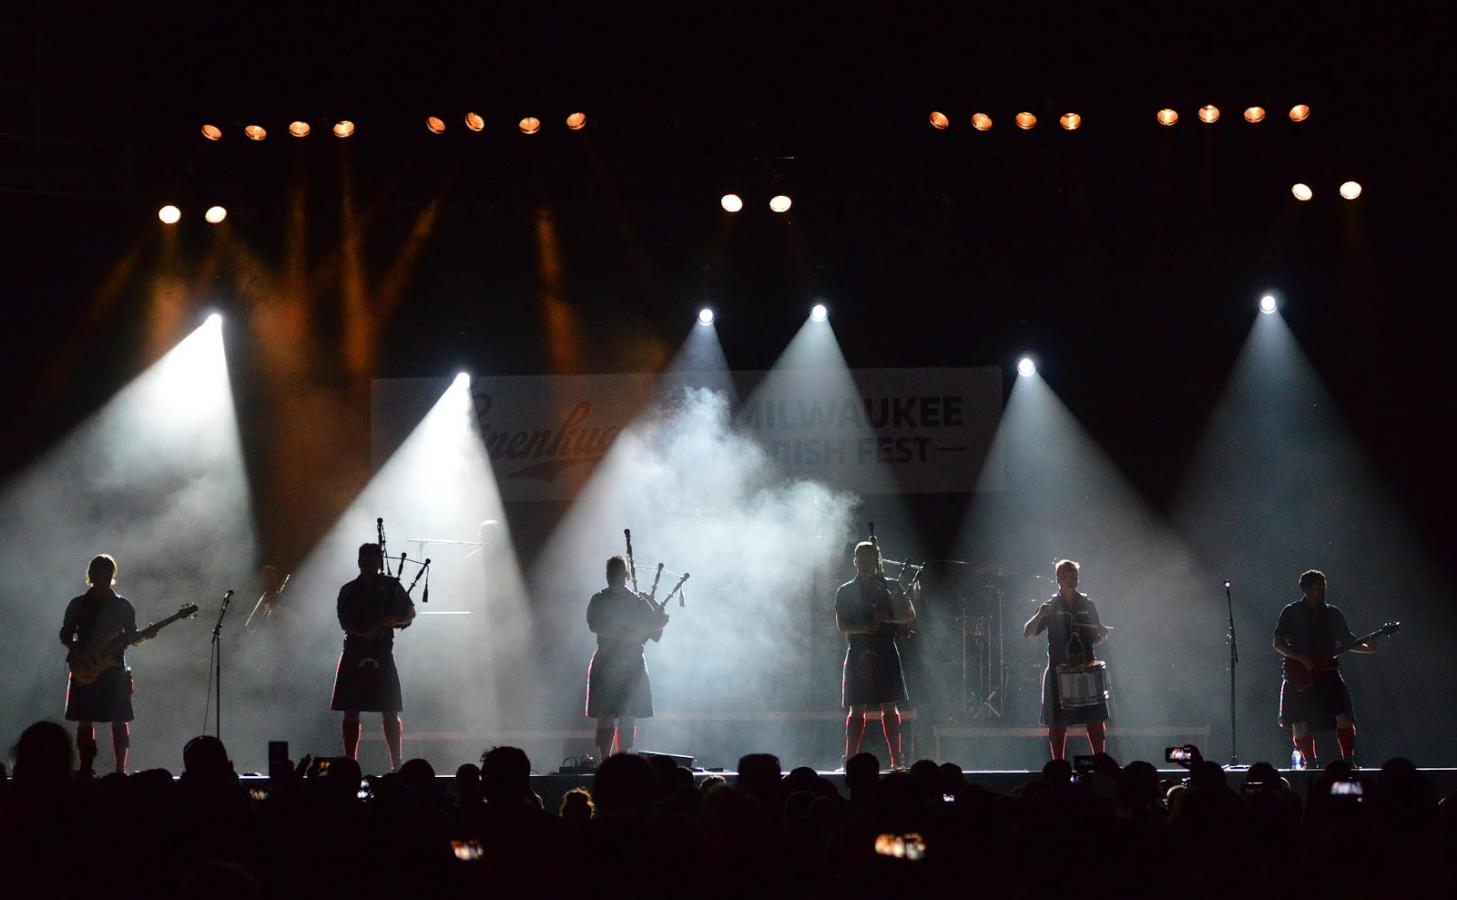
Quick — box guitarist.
[1273,569,1376,766]
[59,554,147,776]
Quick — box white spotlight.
[810,303,828,321]
[204,205,227,224]
[1017,357,1037,378]
[1260,295,1278,315]
[1339,181,1363,200]
[1291,183,1313,202]
[769,195,793,213]
[158,205,181,224]
[698,307,715,326]
[454,371,471,388]
[720,193,743,213]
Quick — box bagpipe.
[624,528,688,613]
[377,517,432,607]
[866,521,923,636]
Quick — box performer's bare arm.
[1272,635,1314,668]
[1023,603,1050,638]
[837,610,875,636]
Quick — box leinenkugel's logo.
[473,395,621,482]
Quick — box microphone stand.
[1224,581,1240,767]
[210,590,234,740]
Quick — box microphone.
[221,589,235,608]
[1223,580,1231,590]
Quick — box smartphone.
[1330,779,1364,798]
[268,741,288,768]
[1165,746,1194,764]
[1073,755,1096,773]
[451,839,483,861]
[316,757,332,773]
[249,786,270,801]
[941,793,955,803]
[357,778,372,801]
[874,833,926,861]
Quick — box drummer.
[1023,559,1110,761]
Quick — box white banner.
[372,367,1003,500]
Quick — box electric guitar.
[67,603,200,685]
[1282,621,1401,691]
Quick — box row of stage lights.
[720,193,792,214]
[928,103,1313,131]
[200,112,587,142]
[157,204,226,224]
[694,294,1284,333]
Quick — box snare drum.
[1056,659,1110,709]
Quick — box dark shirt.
[337,575,412,654]
[61,593,137,664]
[1274,600,1356,665]
[835,577,900,653]
[587,585,661,657]
[1034,592,1102,667]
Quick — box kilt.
[585,649,653,719]
[1040,665,1110,727]
[65,666,134,723]
[1279,671,1353,730]
[842,640,909,708]
[331,645,403,712]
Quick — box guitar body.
[1282,621,1402,692]
[66,604,200,685]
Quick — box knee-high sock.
[1086,720,1107,755]
[881,711,903,766]
[76,724,97,773]
[1048,725,1068,761]
[382,715,403,770]
[342,718,362,760]
[110,723,129,774]
[1335,726,1356,761]
[595,722,615,760]
[1293,734,1316,765]
[844,713,867,761]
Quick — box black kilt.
[65,666,134,723]
[1040,665,1110,727]
[1279,672,1353,730]
[331,645,403,712]
[585,649,653,719]
[841,639,909,708]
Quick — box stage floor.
[235,767,1457,815]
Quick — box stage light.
[244,124,267,141]
[465,112,485,132]
[1059,112,1082,131]
[720,193,743,213]
[1198,105,1220,123]
[1291,183,1313,202]
[565,111,587,130]
[333,120,355,138]
[1017,357,1036,378]
[1015,112,1037,130]
[929,111,949,130]
[1260,295,1278,314]
[698,308,715,326]
[518,116,541,134]
[288,121,311,137]
[454,371,471,388]
[810,303,828,321]
[769,195,792,213]
[158,205,181,225]
[426,116,446,134]
[206,312,223,327]
[1289,104,1310,122]
[201,124,222,141]
[204,205,227,224]
[1156,108,1179,126]
[971,113,992,131]
[1340,181,1363,200]
[1243,106,1266,123]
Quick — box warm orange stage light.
[1015,112,1037,130]
[1156,108,1178,126]
[565,112,587,130]
[426,116,446,134]
[971,113,993,131]
[288,121,311,137]
[1243,106,1266,123]
[1059,112,1081,131]
[201,124,222,140]
[1198,105,1220,123]
[1289,104,1311,122]
[464,112,485,132]
[333,120,355,138]
[929,111,949,130]
[518,116,542,134]
[244,124,267,141]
